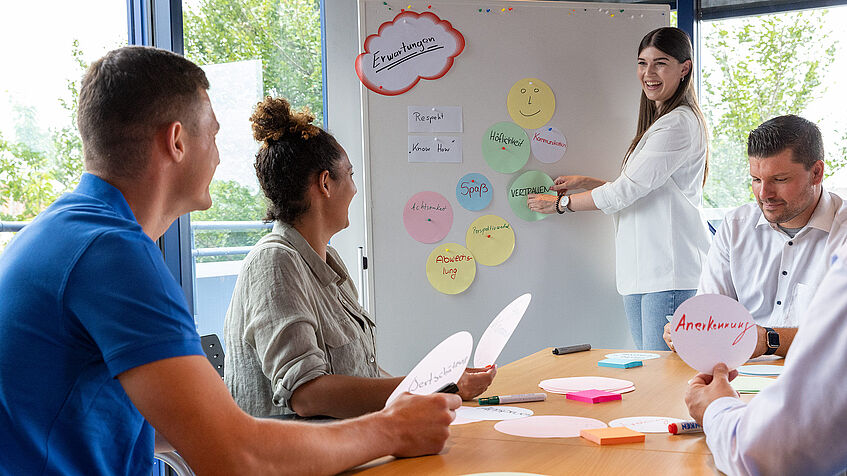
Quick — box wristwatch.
[556,194,574,214]
[763,327,779,355]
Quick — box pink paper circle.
[538,376,633,393]
[403,191,454,243]
[494,415,606,438]
[670,294,757,374]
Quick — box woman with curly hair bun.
[224,97,495,419]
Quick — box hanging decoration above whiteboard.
[355,11,465,96]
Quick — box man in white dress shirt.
[685,242,847,475]
[665,115,847,358]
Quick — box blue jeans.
[623,290,696,351]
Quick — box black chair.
[201,334,225,379]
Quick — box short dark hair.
[77,46,209,178]
[250,96,343,224]
[747,115,823,169]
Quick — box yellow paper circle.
[506,78,555,130]
[465,215,515,266]
[426,243,476,294]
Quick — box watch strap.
[763,327,779,355]
[556,195,566,214]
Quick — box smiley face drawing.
[506,78,556,129]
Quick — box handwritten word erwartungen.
[372,37,437,70]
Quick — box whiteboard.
[357,0,669,374]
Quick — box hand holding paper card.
[670,294,757,374]
[473,293,531,367]
[385,331,473,407]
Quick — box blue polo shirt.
[0,173,203,475]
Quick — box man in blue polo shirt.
[0,46,459,475]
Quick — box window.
[0,2,127,253]
[182,0,325,341]
[700,6,847,209]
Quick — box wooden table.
[347,348,777,475]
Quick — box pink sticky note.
[403,191,453,243]
[566,389,622,403]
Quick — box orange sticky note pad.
[579,427,645,445]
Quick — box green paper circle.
[507,170,555,222]
[482,122,530,173]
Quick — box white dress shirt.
[703,241,847,476]
[592,105,710,295]
[698,190,847,327]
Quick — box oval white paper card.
[670,294,757,374]
[386,331,473,406]
[473,293,531,367]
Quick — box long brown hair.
[624,27,709,185]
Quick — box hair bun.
[250,96,320,144]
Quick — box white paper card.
[408,106,463,132]
[670,294,757,374]
[473,293,531,368]
[608,416,685,433]
[385,331,472,407]
[408,136,462,163]
[456,405,533,421]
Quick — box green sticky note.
[507,170,555,222]
[482,122,530,173]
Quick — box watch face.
[767,330,780,348]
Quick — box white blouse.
[591,106,710,295]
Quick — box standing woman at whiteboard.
[527,27,710,351]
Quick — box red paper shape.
[355,11,465,96]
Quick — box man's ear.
[161,121,186,164]
[318,170,331,198]
[812,160,825,185]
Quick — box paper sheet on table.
[730,375,777,394]
[737,365,784,376]
[473,293,530,367]
[608,416,685,433]
[604,352,661,361]
[385,331,472,406]
[456,405,533,421]
[670,294,757,374]
[494,415,606,438]
[538,376,633,393]
[460,473,549,476]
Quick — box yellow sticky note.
[507,78,556,129]
[426,243,476,294]
[465,215,515,267]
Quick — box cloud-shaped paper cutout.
[355,11,465,96]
